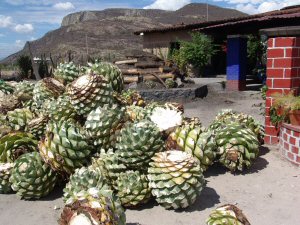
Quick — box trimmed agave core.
[148,150,205,209]
[73,75,91,88]
[150,107,183,131]
[69,213,98,225]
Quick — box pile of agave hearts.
[0,61,262,224]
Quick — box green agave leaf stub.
[9,152,58,199]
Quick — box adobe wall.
[143,30,192,48]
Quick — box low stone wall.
[139,85,208,101]
[279,123,300,166]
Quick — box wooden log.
[139,68,160,74]
[126,54,161,61]
[122,69,163,76]
[159,66,173,73]
[115,59,137,65]
[121,69,140,75]
[135,62,163,69]
[137,56,162,62]
[123,69,168,75]
[143,73,174,81]
[124,76,139,83]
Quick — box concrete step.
[246,83,263,91]
[246,78,261,84]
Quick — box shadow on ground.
[258,145,270,156]
[40,185,64,201]
[133,198,158,211]
[176,187,220,213]
[204,163,227,178]
[204,145,270,178]
[240,145,270,175]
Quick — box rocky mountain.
[1,3,247,64]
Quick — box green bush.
[171,49,187,72]
[171,33,218,74]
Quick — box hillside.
[1,3,247,64]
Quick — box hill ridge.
[1,3,247,64]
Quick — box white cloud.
[14,24,34,33]
[144,0,191,11]
[53,2,75,10]
[0,15,13,28]
[257,2,282,13]
[0,16,34,33]
[227,0,263,4]
[236,3,258,14]
[216,0,300,14]
[0,34,5,37]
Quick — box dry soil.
[0,85,299,225]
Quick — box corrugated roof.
[134,6,300,35]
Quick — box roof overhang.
[195,12,300,35]
[134,5,300,36]
[260,26,300,37]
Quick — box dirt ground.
[0,85,299,225]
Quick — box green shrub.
[171,32,218,75]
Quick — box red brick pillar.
[265,37,300,145]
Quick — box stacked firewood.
[114,54,176,84]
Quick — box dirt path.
[0,87,299,225]
[126,147,300,225]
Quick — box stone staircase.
[246,74,264,91]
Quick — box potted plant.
[271,91,300,126]
[270,92,292,127]
[288,96,300,126]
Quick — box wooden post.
[27,41,41,80]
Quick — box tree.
[17,55,32,79]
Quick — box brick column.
[279,123,300,166]
[265,37,300,145]
[226,35,247,91]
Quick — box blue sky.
[0,0,299,60]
